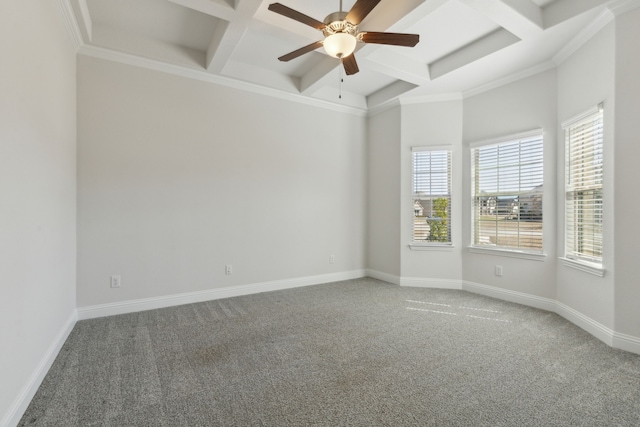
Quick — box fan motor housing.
[323,11,357,37]
[323,11,348,24]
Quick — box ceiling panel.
[87,0,220,52]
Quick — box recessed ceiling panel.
[87,0,220,52]
[402,0,501,64]
[232,27,326,77]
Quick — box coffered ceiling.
[65,0,629,111]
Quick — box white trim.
[553,9,614,65]
[78,45,368,117]
[367,93,463,117]
[608,0,640,16]
[612,331,640,354]
[55,0,83,51]
[365,269,401,286]
[561,104,602,129]
[411,145,453,153]
[467,246,547,261]
[559,257,605,277]
[462,281,557,312]
[77,270,366,320]
[400,93,463,106]
[462,62,556,99]
[2,311,77,427]
[366,98,401,117]
[456,281,639,355]
[401,277,462,289]
[555,301,614,346]
[409,244,455,251]
[469,128,544,149]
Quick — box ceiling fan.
[268,0,420,75]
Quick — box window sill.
[467,246,546,261]
[409,244,455,251]
[560,257,605,277]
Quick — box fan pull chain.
[339,59,344,99]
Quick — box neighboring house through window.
[471,130,544,253]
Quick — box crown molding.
[608,0,640,16]
[55,0,83,51]
[78,45,368,117]
[462,61,557,99]
[552,8,614,65]
[400,92,463,106]
[366,98,402,117]
[56,0,639,116]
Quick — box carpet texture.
[19,278,640,426]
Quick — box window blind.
[564,108,603,263]
[412,149,452,244]
[472,132,544,251]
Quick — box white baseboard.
[555,301,615,346]
[462,281,558,312]
[77,270,366,320]
[400,277,462,289]
[612,331,640,355]
[2,310,77,427]
[365,269,401,285]
[460,280,640,355]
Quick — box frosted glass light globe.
[323,33,357,58]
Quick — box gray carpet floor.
[19,278,640,426]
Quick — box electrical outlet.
[225,265,232,275]
[110,275,121,288]
[495,265,503,277]
[329,254,335,264]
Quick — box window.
[412,148,452,245]
[471,131,544,252]
[564,106,603,265]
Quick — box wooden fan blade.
[278,41,324,62]
[360,32,420,47]
[342,54,359,76]
[345,0,382,25]
[268,3,326,30]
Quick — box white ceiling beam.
[361,50,431,86]
[429,28,519,79]
[458,0,543,39]
[367,80,418,108]
[204,0,262,74]
[542,0,609,29]
[167,0,235,21]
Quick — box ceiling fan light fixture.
[323,32,357,58]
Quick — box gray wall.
[614,7,640,338]
[462,69,558,300]
[0,1,77,424]
[367,107,402,279]
[76,56,367,308]
[400,101,464,284]
[556,22,615,328]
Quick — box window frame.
[561,104,605,275]
[470,129,545,257]
[410,146,453,250]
